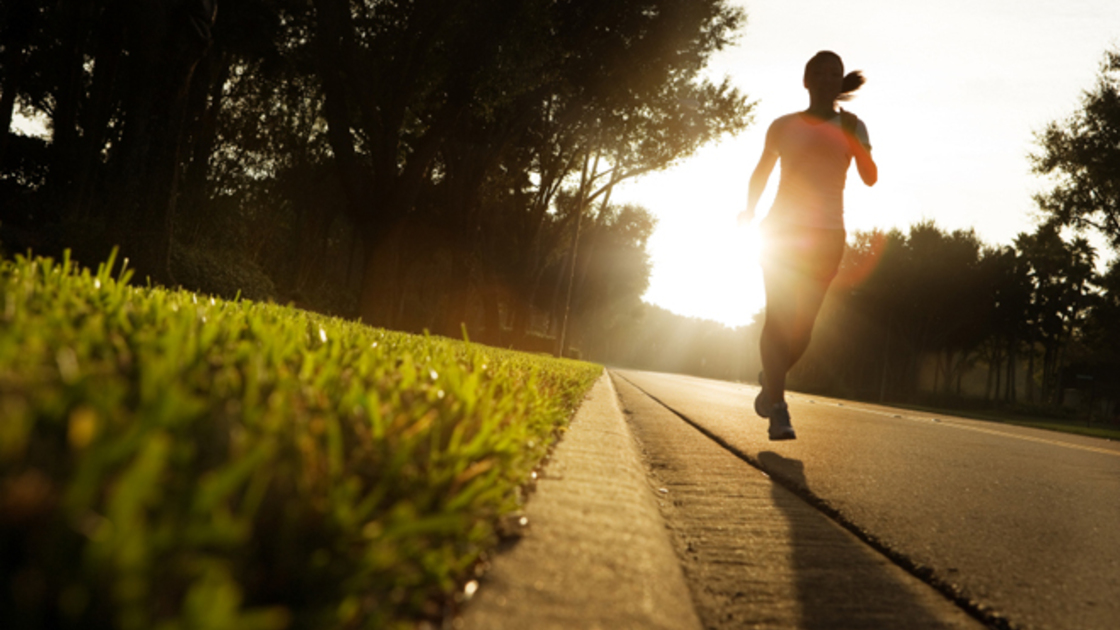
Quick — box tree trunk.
[107,0,216,285]
[44,1,97,222]
[177,49,230,242]
[69,12,124,223]
[1006,340,1016,403]
[987,345,1001,402]
[357,224,407,329]
[311,0,370,232]
[1027,339,1036,403]
[555,154,592,357]
[0,39,23,169]
[480,283,503,346]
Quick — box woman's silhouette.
[739,51,878,440]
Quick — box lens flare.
[833,230,889,290]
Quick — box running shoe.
[768,402,796,441]
[754,371,770,418]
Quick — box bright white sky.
[613,0,1120,328]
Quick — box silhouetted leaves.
[1032,48,1120,249]
[785,222,1104,406]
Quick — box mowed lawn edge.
[0,251,602,630]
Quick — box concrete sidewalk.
[460,370,983,629]
[460,371,702,630]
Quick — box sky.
[612,0,1120,328]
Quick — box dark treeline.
[794,221,1116,410]
[0,0,752,355]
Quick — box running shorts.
[760,221,846,283]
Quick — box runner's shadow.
[757,450,957,629]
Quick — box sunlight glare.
[621,145,769,328]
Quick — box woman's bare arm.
[739,123,781,224]
[845,116,877,186]
[852,138,877,186]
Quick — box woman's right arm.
[739,122,781,225]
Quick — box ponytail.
[839,70,866,101]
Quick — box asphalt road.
[613,369,1120,630]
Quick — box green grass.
[0,250,601,630]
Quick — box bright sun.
[643,214,766,328]
[620,140,772,329]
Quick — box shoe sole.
[768,430,797,441]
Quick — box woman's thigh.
[760,225,844,330]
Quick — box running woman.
[738,51,878,440]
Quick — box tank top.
[766,112,871,230]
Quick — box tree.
[0,2,40,169]
[566,202,656,356]
[309,0,751,327]
[1084,259,1120,361]
[793,223,1005,402]
[2,0,750,355]
[975,245,1032,403]
[0,0,219,284]
[1014,224,1096,403]
[1032,48,1120,250]
[108,0,219,283]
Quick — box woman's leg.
[759,231,842,406]
[760,264,798,405]
[785,275,833,369]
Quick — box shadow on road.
[757,450,964,629]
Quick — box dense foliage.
[1032,49,1120,248]
[0,0,752,356]
[791,222,1101,406]
[0,251,601,629]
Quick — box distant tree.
[797,223,1000,401]
[1032,48,1120,250]
[1082,258,1120,363]
[908,225,991,395]
[606,303,760,381]
[1014,223,1096,403]
[567,202,656,356]
[974,245,1032,402]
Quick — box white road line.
[801,395,1120,458]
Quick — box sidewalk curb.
[460,370,701,630]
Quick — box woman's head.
[804,51,864,102]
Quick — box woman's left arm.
[848,117,878,186]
